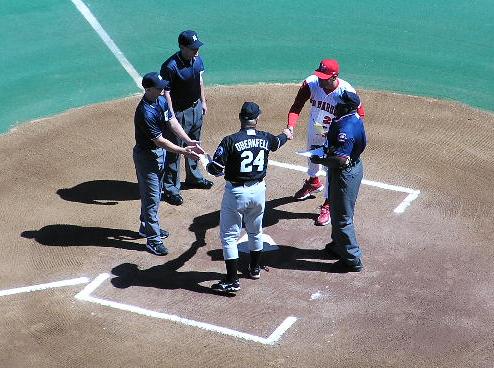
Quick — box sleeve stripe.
[211,160,225,169]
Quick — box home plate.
[237,232,279,253]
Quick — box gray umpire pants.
[220,180,266,260]
[163,101,204,196]
[133,145,166,245]
[329,160,364,266]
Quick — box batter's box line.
[268,159,420,214]
[75,273,297,346]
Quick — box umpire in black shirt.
[206,102,293,293]
[160,30,212,206]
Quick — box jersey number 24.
[240,150,264,172]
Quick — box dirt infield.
[1,85,493,368]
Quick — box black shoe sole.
[139,231,169,239]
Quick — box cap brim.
[314,71,337,80]
[239,112,261,120]
[189,40,204,49]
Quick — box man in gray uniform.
[206,102,293,293]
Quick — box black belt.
[176,99,200,111]
[229,179,263,187]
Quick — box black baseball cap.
[339,90,360,110]
[178,30,204,49]
[141,72,166,89]
[334,91,361,119]
[239,102,262,120]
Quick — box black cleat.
[248,265,261,279]
[211,278,240,293]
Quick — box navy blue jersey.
[325,113,366,162]
[160,52,205,111]
[208,128,288,182]
[134,96,173,150]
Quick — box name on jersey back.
[234,138,269,152]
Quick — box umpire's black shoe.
[211,278,240,293]
[186,178,213,189]
[139,229,169,239]
[330,259,363,273]
[163,193,183,206]
[146,241,169,256]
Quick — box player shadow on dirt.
[110,221,226,296]
[191,194,337,274]
[207,245,336,275]
[57,180,139,205]
[21,224,145,251]
[109,195,317,296]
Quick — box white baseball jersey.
[305,76,357,180]
[306,75,357,129]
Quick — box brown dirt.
[0,84,493,368]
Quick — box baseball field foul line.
[70,0,143,90]
[76,273,297,345]
[268,159,420,214]
[0,277,90,297]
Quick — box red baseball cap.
[314,59,339,79]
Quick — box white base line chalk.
[70,0,143,90]
[0,277,90,297]
[76,274,297,345]
[268,159,420,214]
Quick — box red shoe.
[294,178,324,200]
[315,204,331,226]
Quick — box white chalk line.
[0,277,90,297]
[268,159,420,214]
[76,273,297,345]
[70,0,143,90]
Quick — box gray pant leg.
[220,185,243,260]
[133,146,165,243]
[162,111,183,196]
[184,102,205,183]
[243,182,266,252]
[330,161,363,265]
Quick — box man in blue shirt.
[134,72,204,256]
[160,30,212,206]
[310,91,367,272]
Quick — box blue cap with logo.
[334,91,360,118]
[141,72,166,89]
[339,90,360,110]
[178,30,204,49]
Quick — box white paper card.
[296,147,325,158]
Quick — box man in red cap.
[286,59,365,226]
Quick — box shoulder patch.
[337,133,347,142]
[214,146,224,157]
